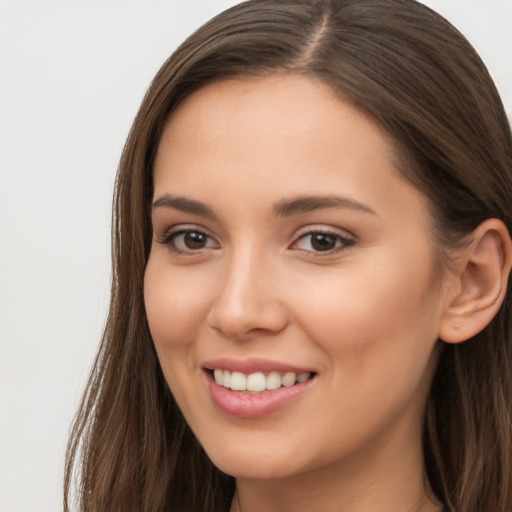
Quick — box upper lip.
[202,357,315,375]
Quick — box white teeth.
[281,372,296,387]
[214,369,223,385]
[212,369,312,392]
[266,371,282,390]
[297,372,310,383]
[247,372,266,392]
[223,370,231,388]
[230,372,247,391]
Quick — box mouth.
[206,368,315,394]
[202,364,317,418]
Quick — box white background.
[1,1,511,511]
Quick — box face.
[144,75,447,480]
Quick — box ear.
[439,219,512,344]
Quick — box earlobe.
[439,219,512,344]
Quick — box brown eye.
[159,229,219,253]
[292,230,355,254]
[183,231,209,249]
[310,233,337,252]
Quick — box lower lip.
[205,372,316,418]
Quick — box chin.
[210,455,298,480]
[200,436,307,480]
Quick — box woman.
[64,1,512,511]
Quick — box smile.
[203,363,317,418]
[212,369,312,393]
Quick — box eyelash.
[156,226,355,256]
[291,229,355,256]
[157,227,217,254]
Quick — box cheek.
[143,257,211,408]
[291,248,440,373]
[143,257,213,349]
[288,261,440,457]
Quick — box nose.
[206,248,289,340]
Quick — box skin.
[144,75,449,512]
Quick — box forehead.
[153,74,431,230]
[156,75,393,180]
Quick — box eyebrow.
[152,194,217,219]
[151,193,377,218]
[273,195,377,217]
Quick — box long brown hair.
[64,1,512,511]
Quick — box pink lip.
[203,368,317,419]
[202,357,314,374]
